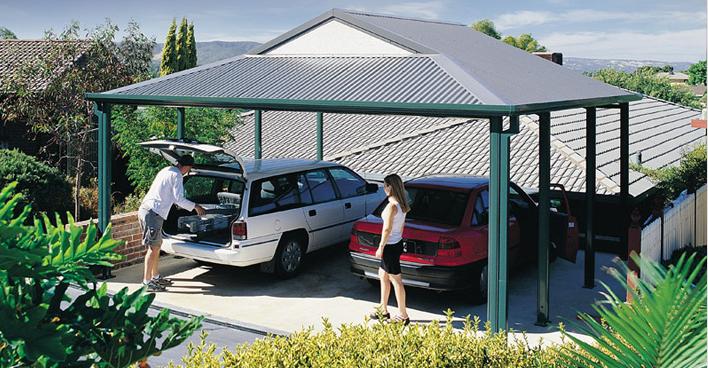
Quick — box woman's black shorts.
[380,240,404,275]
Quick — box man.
[139,155,205,292]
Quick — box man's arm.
[172,172,204,215]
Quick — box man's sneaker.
[143,280,167,292]
[152,275,173,286]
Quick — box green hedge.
[0,149,71,216]
[169,312,570,368]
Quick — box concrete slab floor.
[104,244,624,348]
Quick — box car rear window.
[374,187,469,226]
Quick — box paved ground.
[104,243,624,365]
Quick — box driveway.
[105,244,623,347]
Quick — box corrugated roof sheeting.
[110,55,480,105]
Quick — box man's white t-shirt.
[140,166,195,220]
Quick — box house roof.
[0,39,89,91]
[86,9,639,115]
[225,96,704,197]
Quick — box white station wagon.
[141,139,385,278]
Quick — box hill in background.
[152,41,693,74]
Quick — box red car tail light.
[437,236,462,257]
[231,220,247,241]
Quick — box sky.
[0,0,706,62]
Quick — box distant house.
[224,10,706,251]
[656,71,690,84]
[0,39,89,157]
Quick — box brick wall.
[75,211,145,270]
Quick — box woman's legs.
[389,274,408,319]
[378,267,391,313]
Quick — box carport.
[86,14,640,331]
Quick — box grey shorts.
[138,208,164,248]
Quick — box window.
[471,189,489,226]
[374,187,468,226]
[329,167,367,198]
[249,174,300,216]
[304,170,337,203]
[183,175,242,204]
[297,174,313,205]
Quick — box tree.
[0,182,202,367]
[186,22,197,68]
[176,17,189,71]
[0,26,16,39]
[590,68,701,108]
[1,21,154,220]
[687,60,706,86]
[160,19,178,76]
[632,144,706,199]
[502,33,547,52]
[470,19,501,39]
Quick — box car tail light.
[232,220,247,240]
[437,236,461,257]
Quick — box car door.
[301,169,344,251]
[474,187,522,264]
[328,167,368,237]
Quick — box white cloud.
[494,9,705,31]
[540,28,706,61]
[377,1,446,20]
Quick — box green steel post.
[619,103,630,251]
[254,110,262,159]
[536,112,551,326]
[96,103,104,230]
[488,116,509,332]
[97,103,112,232]
[177,107,185,139]
[316,112,324,160]
[584,107,597,288]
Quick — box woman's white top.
[387,201,407,244]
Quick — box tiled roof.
[226,96,704,197]
[0,39,89,91]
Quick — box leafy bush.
[563,252,707,367]
[0,149,72,217]
[112,106,239,192]
[0,182,202,367]
[113,190,145,214]
[633,144,706,200]
[589,68,702,108]
[169,311,568,368]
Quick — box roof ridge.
[324,117,475,161]
[519,115,621,194]
[337,8,466,27]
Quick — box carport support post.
[316,112,324,160]
[619,103,630,250]
[96,102,112,233]
[584,107,596,288]
[536,112,551,326]
[254,110,262,159]
[488,116,510,332]
[176,107,185,139]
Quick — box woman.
[370,174,411,325]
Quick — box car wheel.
[466,263,488,305]
[366,277,380,287]
[274,236,305,279]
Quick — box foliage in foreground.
[563,252,707,368]
[0,182,202,367]
[169,311,567,368]
[0,149,72,218]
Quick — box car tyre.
[274,235,305,279]
[465,262,488,305]
[366,277,380,287]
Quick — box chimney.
[533,52,563,66]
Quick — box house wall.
[74,211,146,270]
[266,19,411,55]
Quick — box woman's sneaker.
[143,280,167,292]
[152,275,173,286]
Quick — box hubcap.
[281,241,302,272]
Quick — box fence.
[639,185,707,268]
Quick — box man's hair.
[176,155,195,167]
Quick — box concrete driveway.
[105,244,623,346]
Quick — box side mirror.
[366,183,379,193]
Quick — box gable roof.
[0,39,90,92]
[225,96,704,197]
[87,9,639,114]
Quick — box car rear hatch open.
[140,139,247,179]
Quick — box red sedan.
[348,175,578,304]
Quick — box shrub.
[0,182,202,367]
[632,144,707,200]
[113,190,145,214]
[0,149,72,216]
[169,311,568,368]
